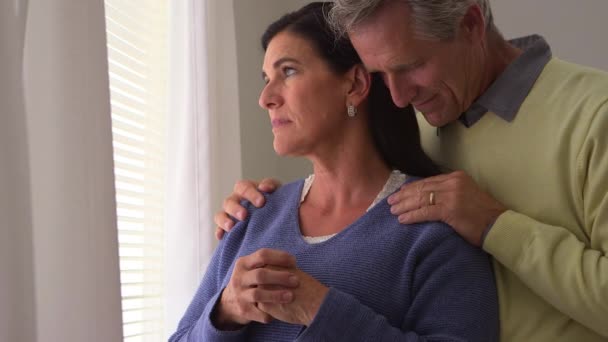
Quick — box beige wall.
[231,0,608,183]
[493,0,608,71]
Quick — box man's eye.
[283,67,297,77]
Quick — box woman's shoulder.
[232,178,305,226]
[387,174,461,243]
[258,178,306,210]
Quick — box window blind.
[104,1,168,340]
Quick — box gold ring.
[429,191,436,205]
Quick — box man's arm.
[482,106,608,337]
[389,105,608,336]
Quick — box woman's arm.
[168,238,246,342]
[168,242,298,341]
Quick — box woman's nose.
[259,82,282,109]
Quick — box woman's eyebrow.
[262,57,302,79]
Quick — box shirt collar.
[459,34,552,127]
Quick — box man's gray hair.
[328,0,498,41]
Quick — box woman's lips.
[271,118,292,128]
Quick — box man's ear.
[460,3,486,43]
[345,64,371,107]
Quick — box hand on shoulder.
[214,178,282,239]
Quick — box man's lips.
[413,93,438,109]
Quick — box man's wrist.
[480,221,494,247]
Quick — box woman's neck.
[304,128,392,213]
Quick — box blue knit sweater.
[169,178,499,341]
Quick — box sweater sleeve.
[297,233,499,342]
[483,102,608,337]
[168,222,249,341]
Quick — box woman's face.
[259,31,352,157]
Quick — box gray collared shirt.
[458,34,553,127]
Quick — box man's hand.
[388,171,507,247]
[257,267,329,327]
[214,178,282,240]
[213,249,299,329]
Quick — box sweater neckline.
[296,170,407,245]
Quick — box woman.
[170,3,498,341]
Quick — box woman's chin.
[273,143,289,156]
[273,142,300,157]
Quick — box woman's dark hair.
[261,2,439,177]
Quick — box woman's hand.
[214,249,299,329]
[258,267,329,326]
[214,178,282,240]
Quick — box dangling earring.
[347,104,357,118]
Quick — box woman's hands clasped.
[214,248,328,329]
[257,267,329,326]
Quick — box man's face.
[349,1,484,127]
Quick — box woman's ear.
[345,64,371,107]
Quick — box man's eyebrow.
[388,60,420,73]
[363,61,417,74]
[262,57,301,79]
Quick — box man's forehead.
[348,3,416,46]
[349,1,412,32]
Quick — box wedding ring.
[429,191,436,206]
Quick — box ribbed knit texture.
[169,178,499,341]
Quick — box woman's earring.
[347,104,357,117]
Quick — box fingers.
[214,210,235,234]
[240,248,297,270]
[223,249,298,325]
[215,227,225,240]
[397,203,443,225]
[388,171,466,216]
[234,180,266,208]
[243,286,294,304]
[389,189,438,215]
[258,178,281,193]
[218,287,275,325]
[221,250,298,326]
[390,170,506,247]
[250,310,273,324]
[223,193,249,222]
[389,181,444,216]
[215,178,277,237]
[240,267,299,289]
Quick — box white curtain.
[1,0,122,341]
[165,0,243,337]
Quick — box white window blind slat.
[110,91,151,114]
[106,20,154,47]
[107,48,149,75]
[104,0,168,341]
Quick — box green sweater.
[418,58,608,341]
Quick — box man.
[215,1,608,340]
